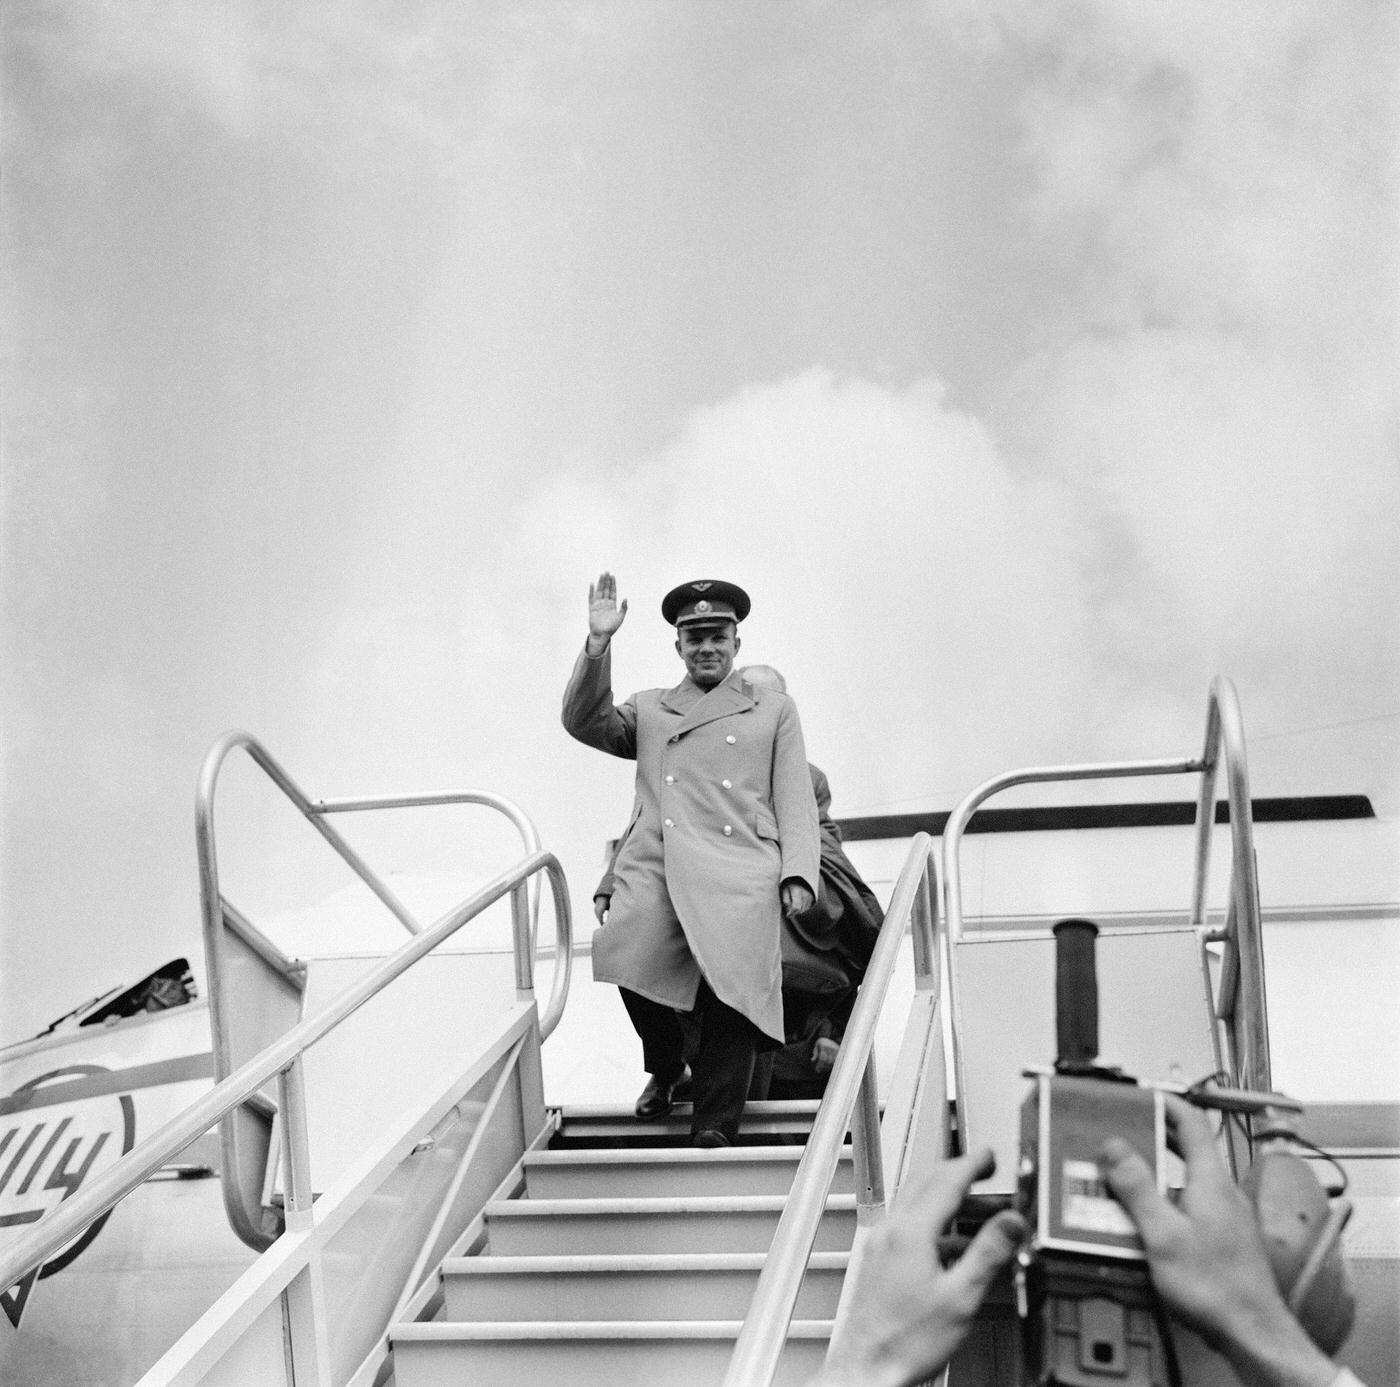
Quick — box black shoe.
[634,1065,690,1119]
[692,1129,731,1148]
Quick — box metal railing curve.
[1190,678,1269,1092]
[196,730,551,1245]
[941,675,1269,1146]
[197,730,546,1063]
[723,833,940,1387]
[0,847,573,1300]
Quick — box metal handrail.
[0,848,572,1295]
[197,731,545,1075]
[723,834,940,1387]
[941,676,1269,1143]
[308,790,545,953]
[941,756,1203,945]
[1190,681,1269,1091]
[195,731,551,1251]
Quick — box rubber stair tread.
[443,1251,851,1273]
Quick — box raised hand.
[587,571,629,649]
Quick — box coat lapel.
[668,671,755,738]
[657,680,701,718]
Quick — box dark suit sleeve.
[561,641,638,760]
[809,764,846,860]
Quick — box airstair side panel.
[274,952,521,1196]
[1263,911,1400,1103]
[953,926,1218,1192]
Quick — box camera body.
[1016,1070,1172,1386]
[1009,918,1354,1384]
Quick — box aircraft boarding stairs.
[387,1102,854,1386]
[2,682,1395,1386]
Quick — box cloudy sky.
[3,1,1397,1044]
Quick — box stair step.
[441,1250,849,1321]
[482,1193,859,1256]
[391,1319,832,1387]
[522,1144,855,1199]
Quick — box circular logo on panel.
[1,1066,136,1329]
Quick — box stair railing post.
[511,878,534,1006]
[911,848,938,989]
[1214,677,1269,1094]
[851,1051,886,1225]
[278,1057,332,1386]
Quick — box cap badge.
[695,599,711,613]
[692,581,713,591]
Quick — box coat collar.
[659,670,756,736]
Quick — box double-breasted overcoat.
[562,644,820,1043]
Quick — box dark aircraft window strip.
[78,959,196,1027]
[0,1054,215,1118]
[833,794,1375,842]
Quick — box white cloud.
[511,370,1100,810]
[960,0,1399,785]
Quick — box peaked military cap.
[661,579,751,628]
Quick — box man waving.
[562,572,819,1146]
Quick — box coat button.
[722,824,733,836]
[664,818,674,828]
[722,779,732,789]
[665,775,675,784]
[726,735,736,744]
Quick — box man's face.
[675,622,739,689]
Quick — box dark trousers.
[620,982,762,1143]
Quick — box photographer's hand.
[1101,1095,1339,1387]
[809,1149,1026,1387]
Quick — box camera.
[1012,919,1353,1386]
